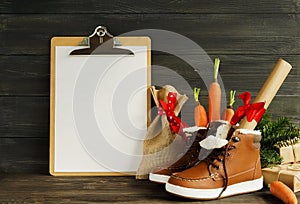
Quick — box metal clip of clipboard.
[70,26,134,55]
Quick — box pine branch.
[256,113,300,168]
[260,149,282,168]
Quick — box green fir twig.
[256,112,300,168]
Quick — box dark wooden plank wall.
[0,0,299,173]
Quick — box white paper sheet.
[54,45,148,173]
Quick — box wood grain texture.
[0,174,298,203]
[0,138,48,173]
[151,55,300,96]
[0,97,49,138]
[0,0,299,14]
[0,56,50,96]
[0,14,299,55]
[0,0,299,180]
[1,55,299,96]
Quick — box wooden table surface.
[0,174,299,203]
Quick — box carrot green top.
[229,90,236,107]
[194,87,201,103]
[214,58,220,82]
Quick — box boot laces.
[204,135,239,199]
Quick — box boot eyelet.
[228,145,236,150]
[226,152,230,157]
[212,164,219,170]
[232,136,240,142]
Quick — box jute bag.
[136,85,188,179]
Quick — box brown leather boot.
[149,128,208,183]
[166,129,263,200]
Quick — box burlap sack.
[136,85,188,179]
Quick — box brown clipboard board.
[50,27,151,176]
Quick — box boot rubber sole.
[165,176,263,200]
[149,173,170,184]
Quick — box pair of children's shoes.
[150,126,263,200]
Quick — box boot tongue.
[201,121,233,148]
[208,121,231,140]
[198,121,235,160]
[200,126,237,174]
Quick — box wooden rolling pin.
[239,58,292,130]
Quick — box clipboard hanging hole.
[97,28,106,37]
[97,30,105,37]
[90,26,111,44]
[90,26,113,38]
[70,26,134,55]
[94,26,106,44]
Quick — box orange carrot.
[270,181,298,204]
[194,88,208,127]
[208,58,221,122]
[222,90,236,122]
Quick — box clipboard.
[50,26,151,176]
